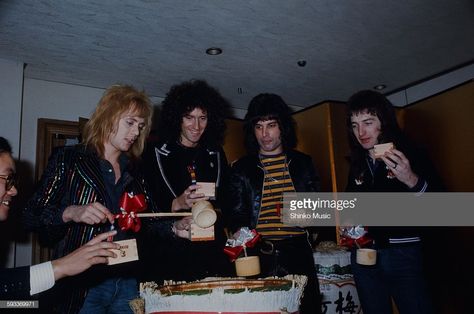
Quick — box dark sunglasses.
[0,173,17,191]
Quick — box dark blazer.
[0,266,30,299]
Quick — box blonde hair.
[82,85,153,159]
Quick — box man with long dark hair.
[142,79,232,282]
[345,90,441,314]
[226,93,322,314]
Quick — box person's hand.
[381,148,419,188]
[62,202,115,225]
[51,230,120,281]
[172,216,193,239]
[171,184,209,212]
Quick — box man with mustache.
[226,93,322,314]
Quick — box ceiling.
[1,0,473,115]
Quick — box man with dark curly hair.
[225,93,322,314]
[142,79,233,282]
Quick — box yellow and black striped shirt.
[256,154,305,240]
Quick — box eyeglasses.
[0,173,17,191]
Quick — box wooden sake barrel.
[140,276,305,313]
[314,248,362,314]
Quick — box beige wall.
[223,118,246,164]
[294,104,333,192]
[293,103,350,192]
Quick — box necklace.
[259,154,294,218]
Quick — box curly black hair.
[243,93,297,153]
[158,79,230,147]
[0,137,13,154]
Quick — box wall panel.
[223,119,245,164]
[294,103,333,192]
[404,81,474,191]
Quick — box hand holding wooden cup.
[192,200,217,228]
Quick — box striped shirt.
[256,154,305,240]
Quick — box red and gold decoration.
[224,228,261,262]
[115,192,148,232]
[339,225,373,248]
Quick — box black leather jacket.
[142,141,228,211]
[141,141,232,281]
[346,141,443,247]
[225,150,320,232]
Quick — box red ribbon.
[340,234,373,248]
[114,192,147,232]
[224,229,261,262]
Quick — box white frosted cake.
[139,275,306,314]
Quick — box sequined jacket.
[23,145,172,313]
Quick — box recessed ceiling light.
[297,60,307,67]
[374,84,386,90]
[206,47,222,55]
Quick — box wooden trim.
[326,106,341,245]
[32,118,80,264]
[35,119,80,182]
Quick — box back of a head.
[244,93,297,153]
[0,137,12,154]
